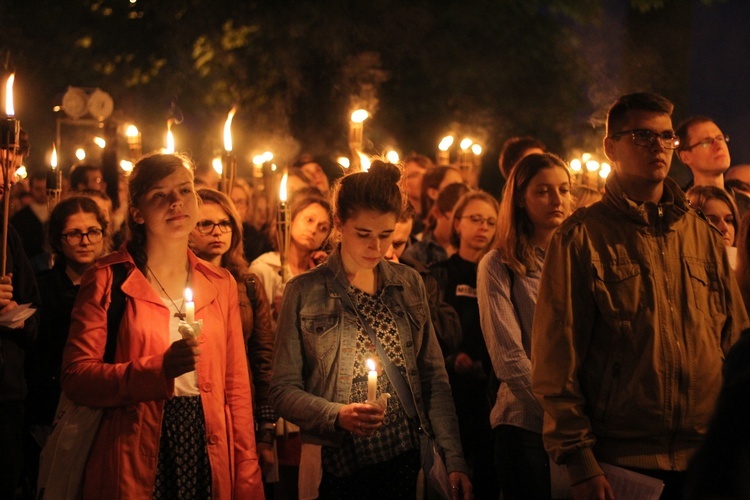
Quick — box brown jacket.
[531,175,749,485]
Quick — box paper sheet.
[600,463,665,500]
[0,302,36,329]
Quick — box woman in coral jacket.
[61,153,263,499]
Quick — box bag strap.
[103,263,128,364]
[331,278,418,418]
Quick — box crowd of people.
[1,91,749,500]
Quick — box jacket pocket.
[591,261,642,322]
[685,258,723,318]
[300,314,340,360]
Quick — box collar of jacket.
[602,172,689,229]
[94,245,224,311]
[323,245,408,298]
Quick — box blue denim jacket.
[269,246,468,474]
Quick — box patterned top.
[321,285,420,477]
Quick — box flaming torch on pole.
[47,144,62,212]
[0,73,20,275]
[220,107,237,196]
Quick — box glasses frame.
[195,219,233,235]
[609,129,681,150]
[684,134,730,151]
[61,228,105,245]
[460,214,497,227]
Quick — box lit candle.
[437,135,454,166]
[366,358,377,403]
[184,288,195,324]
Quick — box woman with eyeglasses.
[477,153,572,499]
[25,197,110,492]
[190,188,277,481]
[61,153,263,498]
[431,189,499,498]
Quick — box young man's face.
[678,121,731,177]
[605,111,675,189]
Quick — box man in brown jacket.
[531,93,749,499]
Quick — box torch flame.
[223,107,236,152]
[438,136,454,152]
[5,73,15,116]
[51,144,58,169]
[212,157,223,175]
[94,137,106,149]
[350,109,368,123]
[386,149,399,164]
[126,125,139,138]
[471,144,482,155]
[165,119,175,154]
[358,151,371,172]
[279,173,288,203]
[460,138,473,150]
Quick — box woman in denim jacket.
[270,161,471,499]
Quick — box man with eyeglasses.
[676,116,730,189]
[532,93,748,500]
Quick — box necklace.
[146,264,189,320]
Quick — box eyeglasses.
[609,129,681,150]
[61,228,104,245]
[684,134,730,151]
[461,214,497,227]
[195,219,232,235]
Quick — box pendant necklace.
[147,264,189,320]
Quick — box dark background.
[0,0,747,189]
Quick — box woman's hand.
[0,274,14,309]
[163,337,200,378]
[449,471,473,500]
[453,352,475,374]
[336,403,385,437]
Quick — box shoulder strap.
[104,263,128,364]
[331,278,418,418]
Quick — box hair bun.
[368,160,401,185]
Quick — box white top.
[248,251,291,308]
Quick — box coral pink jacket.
[62,249,264,499]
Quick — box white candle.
[184,288,195,324]
[366,358,377,402]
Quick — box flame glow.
[351,109,369,123]
[569,159,582,172]
[94,137,106,149]
[438,136,454,151]
[165,120,175,153]
[460,138,473,150]
[585,160,600,172]
[51,144,58,169]
[212,157,223,175]
[223,107,236,152]
[184,288,193,303]
[120,160,134,173]
[358,151,371,172]
[337,156,350,169]
[366,358,376,372]
[75,148,86,161]
[471,144,482,155]
[279,173,288,203]
[5,73,14,116]
[126,125,139,138]
[386,150,399,164]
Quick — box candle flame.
[120,160,133,173]
[212,157,223,175]
[223,107,236,152]
[337,156,350,169]
[165,119,175,153]
[366,358,376,372]
[126,125,139,137]
[262,151,273,162]
[5,73,14,116]
[438,135,454,151]
[75,148,86,161]
[15,165,26,179]
[460,138,473,150]
[350,109,368,123]
[585,160,600,172]
[51,144,58,169]
[385,149,399,164]
[569,159,582,172]
[94,137,106,149]
[184,288,193,303]
[279,173,288,202]
[358,151,371,172]
[600,163,611,179]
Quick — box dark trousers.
[318,449,420,499]
[0,401,25,499]
[494,425,551,500]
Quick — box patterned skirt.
[152,396,212,499]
